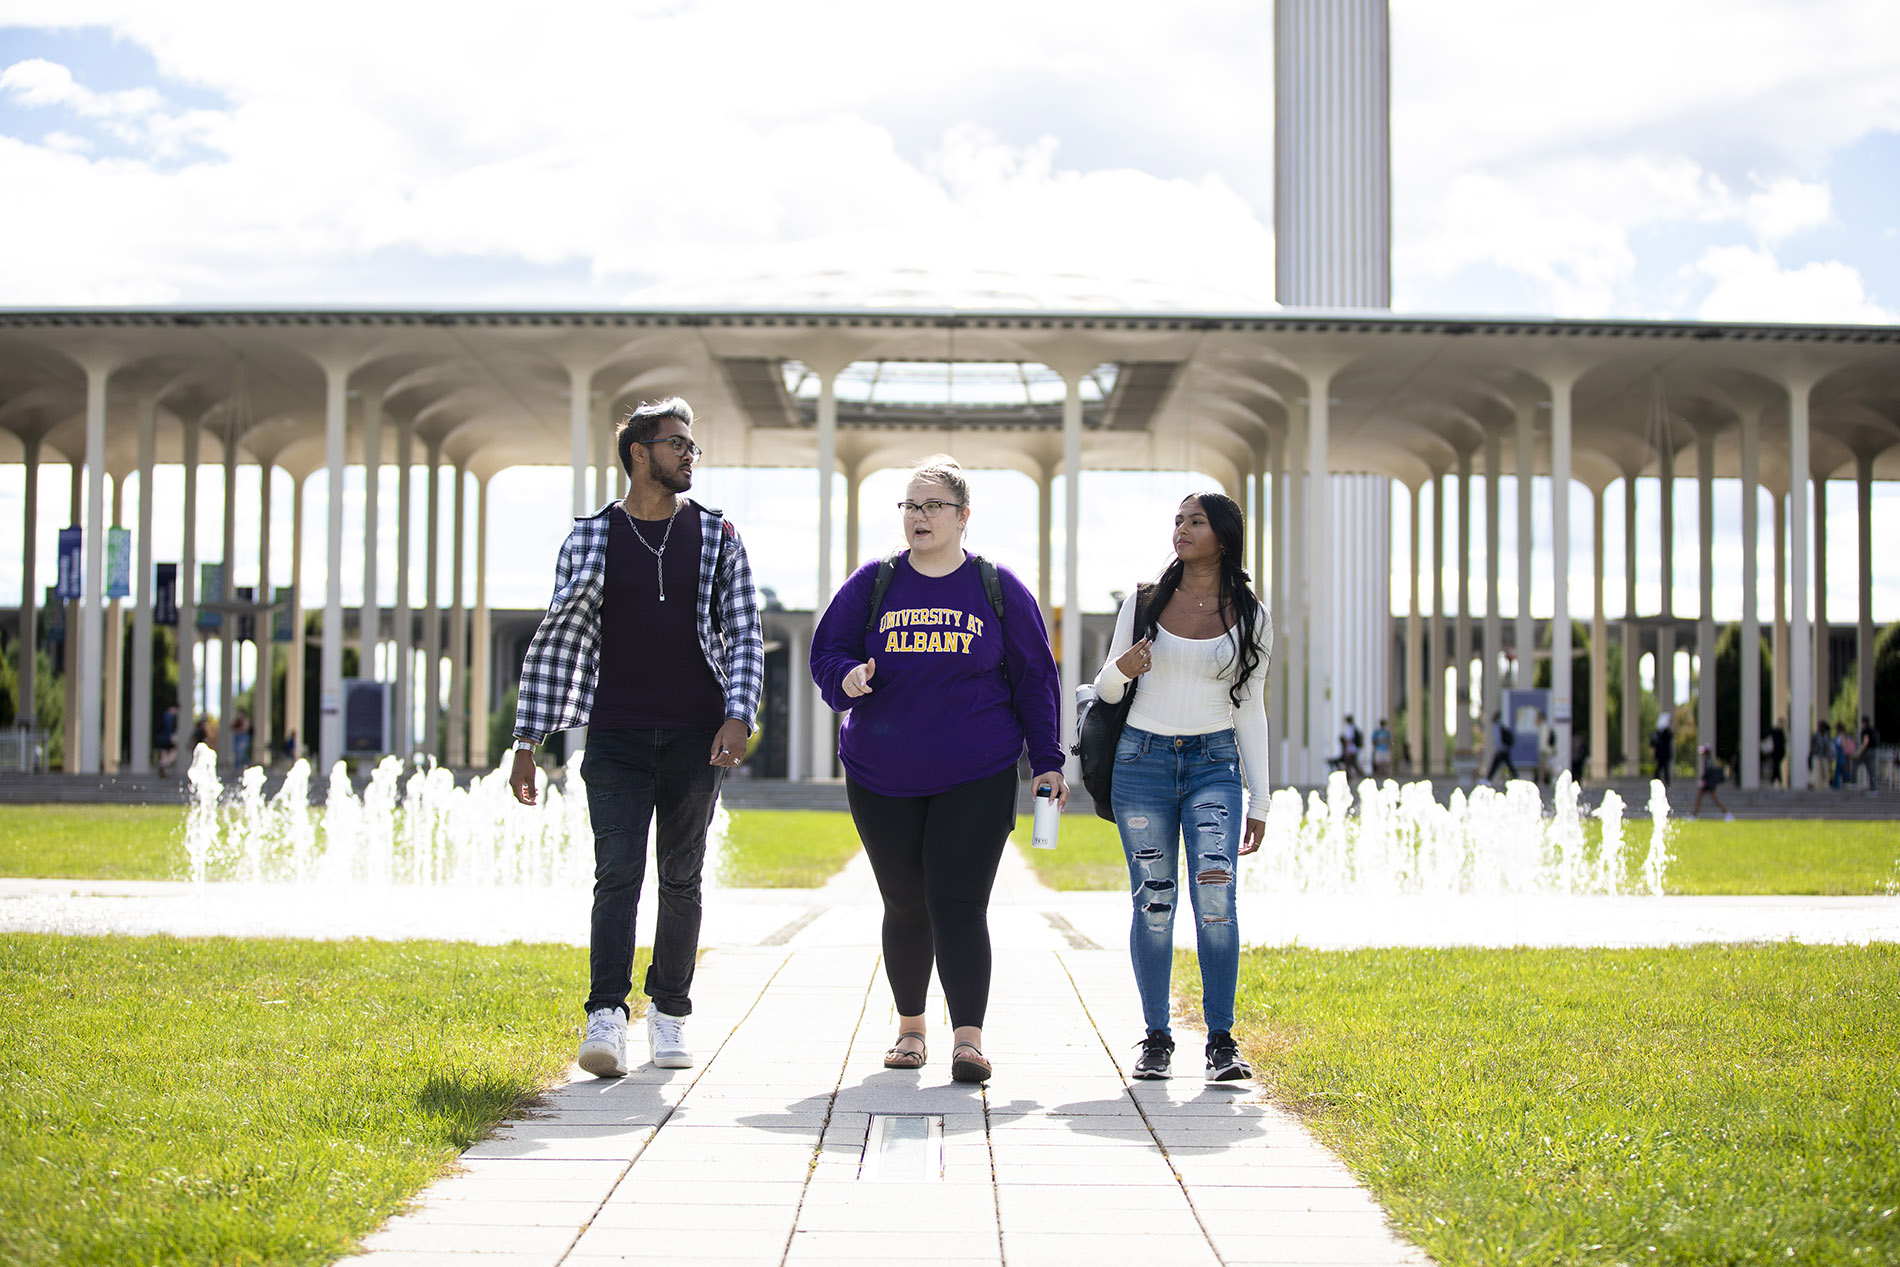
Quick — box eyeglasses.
[638,436,702,459]
[897,500,964,518]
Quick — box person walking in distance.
[1093,492,1271,1084]
[509,398,763,1079]
[810,456,1065,1084]
[1484,710,1517,786]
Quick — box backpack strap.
[863,550,903,634]
[967,553,1007,625]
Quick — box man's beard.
[656,465,693,494]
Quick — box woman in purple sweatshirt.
[811,455,1066,1084]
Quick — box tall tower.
[1275,0,1394,780]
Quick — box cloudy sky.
[1,0,1896,664]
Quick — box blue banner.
[272,587,295,643]
[55,527,82,600]
[106,527,131,599]
[153,564,178,626]
[197,563,223,631]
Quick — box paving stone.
[1002,1230,1221,1267]
[398,1201,600,1227]
[360,1223,577,1254]
[782,1228,1002,1260]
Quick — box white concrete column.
[470,473,491,770]
[1697,431,1716,774]
[362,391,382,683]
[1773,489,1789,757]
[1455,450,1472,754]
[1590,484,1608,782]
[594,399,613,510]
[1036,467,1054,631]
[104,474,125,773]
[178,421,200,756]
[448,464,468,767]
[1062,370,1085,777]
[320,363,350,772]
[1252,447,1268,590]
[810,365,839,780]
[1621,473,1639,777]
[17,436,39,747]
[1514,400,1535,687]
[423,439,442,762]
[1304,368,1336,780]
[1483,428,1502,758]
[1787,380,1815,786]
[1655,429,1676,731]
[1285,409,1308,778]
[1739,406,1762,789]
[1813,475,1830,743]
[79,361,114,773]
[1548,375,1576,778]
[130,395,156,773]
[568,363,593,517]
[66,465,81,767]
[844,462,862,577]
[287,475,306,761]
[787,625,809,787]
[1270,438,1289,760]
[1405,480,1423,777]
[1428,472,1446,775]
[394,416,413,757]
[1856,453,1874,738]
[1274,0,1390,308]
[219,416,239,768]
[254,461,273,764]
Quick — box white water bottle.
[1030,785,1060,850]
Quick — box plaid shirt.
[512,499,764,745]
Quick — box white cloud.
[1742,176,1832,244]
[1692,244,1893,324]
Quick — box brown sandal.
[883,1031,927,1069]
[951,1041,991,1083]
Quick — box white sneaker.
[647,1007,693,1068]
[577,1007,628,1078]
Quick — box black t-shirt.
[589,506,726,733]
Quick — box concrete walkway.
[336,850,1431,1267]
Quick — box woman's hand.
[1034,770,1070,810]
[843,658,876,698]
[1239,816,1264,855]
[1115,637,1155,679]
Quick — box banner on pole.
[106,527,131,599]
[197,563,223,630]
[272,587,295,643]
[55,528,82,600]
[153,564,178,626]
[237,586,256,642]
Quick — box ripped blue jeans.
[1111,724,1242,1035]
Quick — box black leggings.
[845,765,1019,1029]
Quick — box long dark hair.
[1136,490,1263,711]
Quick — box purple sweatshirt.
[811,553,1063,798]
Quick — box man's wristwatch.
[513,737,534,753]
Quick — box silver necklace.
[622,500,682,601]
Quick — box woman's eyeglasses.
[897,500,964,518]
[638,436,702,459]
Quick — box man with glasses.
[509,397,763,1078]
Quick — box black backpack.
[1072,584,1157,822]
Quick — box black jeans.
[845,765,1019,1029]
[581,727,724,1019]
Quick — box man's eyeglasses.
[897,500,964,518]
[638,436,702,459]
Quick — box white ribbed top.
[1092,592,1273,820]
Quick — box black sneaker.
[1132,1030,1174,1080]
[1204,1030,1252,1083]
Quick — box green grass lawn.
[0,933,617,1267]
[720,810,863,888]
[0,806,183,880]
[1016,814,1900,896]
[1212,943,1900,1265]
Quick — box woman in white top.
[1092,492,1271,1083]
